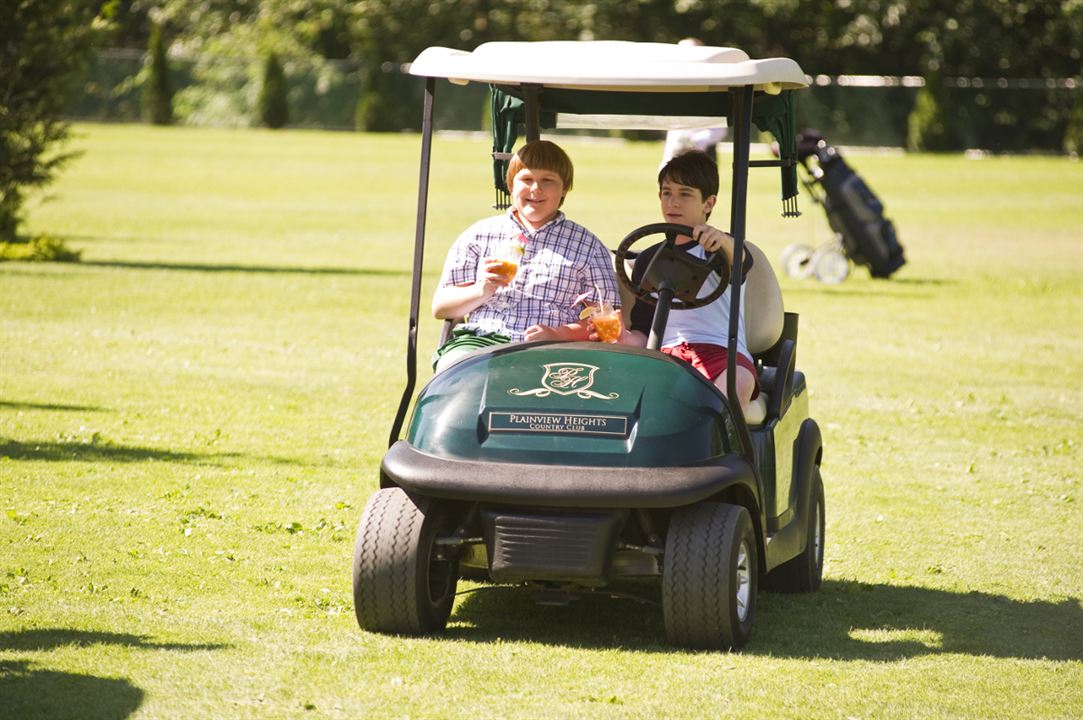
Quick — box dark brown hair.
[658,150,719,207]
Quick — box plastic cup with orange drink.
[492,257,518,283]
[590,302,622,343]
[492,239,524,284]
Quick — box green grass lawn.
[2,122,1081,719]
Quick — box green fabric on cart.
[489,85,800,217]
[749,91,800,216]
[432,327,512,370]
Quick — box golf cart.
[354,41,825,650]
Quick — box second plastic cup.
[591,303,622,343]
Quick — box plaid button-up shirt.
[438,210,620,341]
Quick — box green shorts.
[431,327,511,370]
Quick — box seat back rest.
[765,338,796,418]
[759,312,799,367]
[743,242,785,358]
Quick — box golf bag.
[796,129,905,279]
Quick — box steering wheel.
[614,223,731,310]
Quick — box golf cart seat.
[742,242,787,426]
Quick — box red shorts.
[661,342,760,399]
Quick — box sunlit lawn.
[1,122,1081,719]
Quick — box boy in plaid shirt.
[432,140,619,369]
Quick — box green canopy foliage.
[5,1,1082,244]
[102,1,1082,143]
[0,0,108,242]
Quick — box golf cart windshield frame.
[390,42,808,461]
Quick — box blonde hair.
[505,140,574,200]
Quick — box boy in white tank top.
[608,151,760,418]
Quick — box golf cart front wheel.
[662,502,758,650]
[353,487,459,635]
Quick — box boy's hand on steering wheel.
[691,225,734,257]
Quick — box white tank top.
[659,243,750,360]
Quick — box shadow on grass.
[0,438,228,464]
[80,259,409,277]
[781,275,958,299]
[0,400,107,413]
[889,277,957,287]
[0,628,227,653]
[445,580,669,651]
[445,579,1082,660]
[0,660,142,720]
[753,580,1083,661]
[0,629,228,720]
[1,437,340,470]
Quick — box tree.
[117,0,1081,149]
[143,22,174,125]
[258,52,290,129]
[0,0,108,243]
[147,0,351,127]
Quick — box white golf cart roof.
[409,41,807,131]
[409,41,807,92]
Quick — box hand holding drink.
[573,287,621,344]
[590,302,622,343]
[494,238,525,283]
[481,239,524,290]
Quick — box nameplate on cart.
[488,412,628,437]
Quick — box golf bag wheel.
[662,502,758,650]
[764,467,825,592]
[353,487,459,634]
[781,243,815,279]
[812,245,850,284]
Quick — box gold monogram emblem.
[509,363,619,400]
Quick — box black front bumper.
[381,440,757,509]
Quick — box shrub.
[0,235,82,263]
[907,87,956,152]
[355,64,419,132]
[0,0,103,243]
[1064,92,1083,156]
[142,23,174,125]
[258,52,290,129]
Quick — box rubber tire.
[781,243,815,279]
[764,467,825,593]
[662,503,758,650]
[812,246,850,284]
[353,487,458,634]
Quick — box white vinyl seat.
[741,242,785,425]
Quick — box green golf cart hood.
[406,342,742,467]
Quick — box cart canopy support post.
[727,85,755,461]
[389,77,436,447]
[522,84,542,142]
